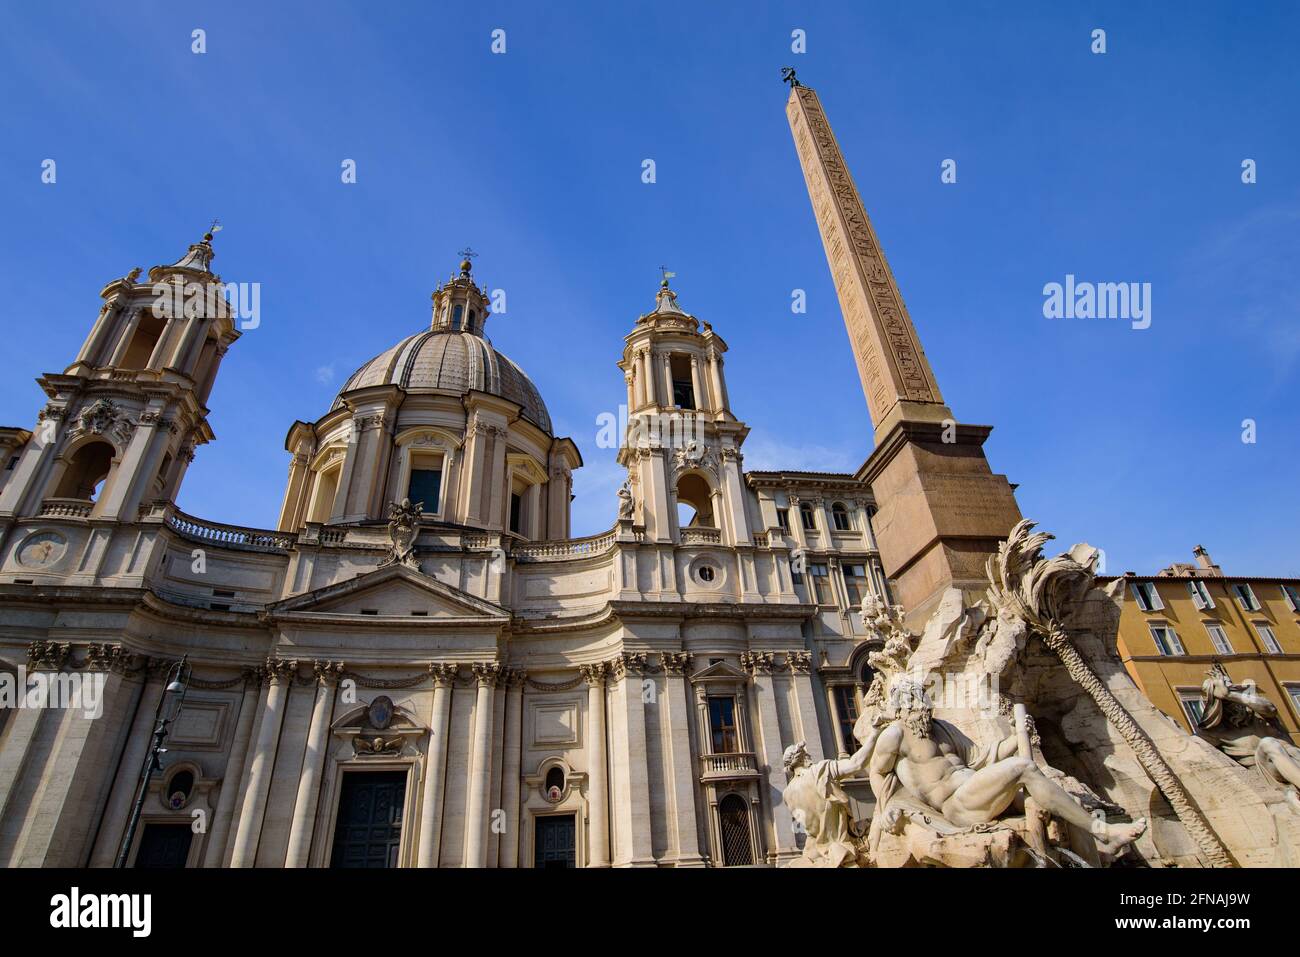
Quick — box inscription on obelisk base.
[787,83,1021,624]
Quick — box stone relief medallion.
[17,531,67,568]
[366,695,395,730]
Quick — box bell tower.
[616,277,753,550]
[0,231,240,523]
[786,77,1021,622]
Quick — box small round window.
[698,565,715,583]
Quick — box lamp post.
[115,656,191,868]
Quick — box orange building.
[1110,546,1300,736]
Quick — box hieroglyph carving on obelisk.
[786,85,946,433]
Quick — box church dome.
[333,328,552,434]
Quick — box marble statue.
[781,733,879,867]
[1198,663,1300,812]
[866,674,1147,859]
[617,479,635,521]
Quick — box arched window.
[831,502,851,530]
[452,304,464,329]
[544,766,565,802]
[675,472,714,530]
[718,795,754,867]
[54,441,114,501]
[799,501,815,530]
[166,770,195,810]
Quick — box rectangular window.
[831,505,851,531]
[669,354,696,410]
[1233,583,1260,611]
[708,696,738,753]
[1131,581,1163,612]
[1282,584,1300,613]
[672,379,695,410]
[1178,691,1205,729]
[1149,624,1184,656]
[1286,685,1300,721]
[833,685,860,754]
[842,564,868,606]
[800,505,816,530]
[1254,622,1282,654]
[1188,579,1215,610]
[776,508,790,532]
[407,455,443,514]
[510,492,523,534]
[809,563,833,604]
[1204,623,1233,655]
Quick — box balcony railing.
[700,751,759,780]
[166,509,298,552]
[38,498,94,519]
[680,526,722,546]
[512,527,618,562]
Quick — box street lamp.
[115,655,191,868]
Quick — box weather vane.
[205,218,222,240]
[659,264,676,284]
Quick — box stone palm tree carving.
[985,519,1235,868]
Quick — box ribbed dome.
[334,329,552,434]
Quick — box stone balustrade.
[38,498,94,518]
[166,508,297,552]
[680,526,722,546]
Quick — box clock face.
[17,531,67,568]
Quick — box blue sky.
[1,2,1296,576]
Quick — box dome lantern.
[431,251,490,336]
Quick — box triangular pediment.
[689,659,749,683]
[267,564,508,621]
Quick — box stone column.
[105,306,142,367]
[785,651,825,761]
[581,662,610,867]
[743,652,797,862]
[0,674,58,831]
[202,670,260,867]
[610,654,654,866]
[463,662,500,868]
[659,653,704,866]
[416,664,457,867]
[229,658,295,868]
[499,669,526,867]
[418,665,460,868]
[284,661,342,867]
[689,356,705,411]
[87,663,161,867]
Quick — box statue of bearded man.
[781,730,880,867]
[867,676,1146,856]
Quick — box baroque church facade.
[0,233,895,868]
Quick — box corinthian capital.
[429,662,459,687]
[471,662,502,687]
[658,652,691,675]
[264,657,299,684]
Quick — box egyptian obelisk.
[786,75,1021,623]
